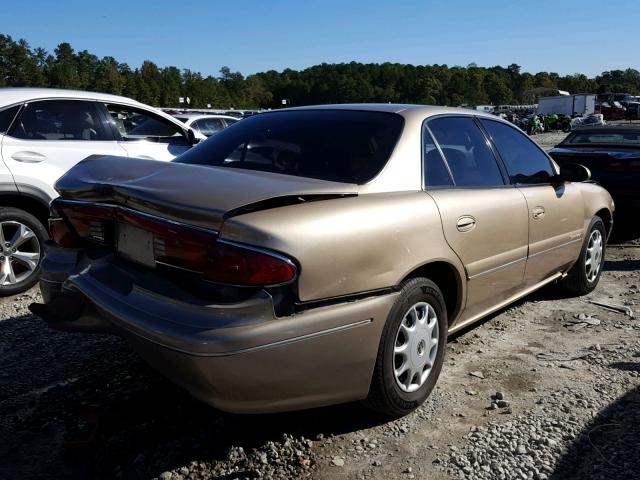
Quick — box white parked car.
[174,113,239,137]
[0,88,205,295]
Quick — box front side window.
[177,110,404,184]
[11,100,110,141]
[193,117,225,136]
[423,127,453,188]
[0,105,21,134]
[106,104,187,144]
[428,117,505,187]
[480,119,555,185]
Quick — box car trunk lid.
[55,155,358,231]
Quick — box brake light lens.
[53,200,297,287]
[49,218,80,248]
[204,241,297,286]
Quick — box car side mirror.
[555,163,591,183]
[186,128,201,147]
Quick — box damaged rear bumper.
[33,243,397,413]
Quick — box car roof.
[0,87,146,107]
[275,103,497,119]
[174,113,239,120]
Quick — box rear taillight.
[57,202,113,244]
[53,200,297,287]
[48,218,80,248]
[204,241,297,286]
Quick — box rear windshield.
[175,110,404,184]
[565,131,640,145]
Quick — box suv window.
[423,127,453,188]
[480,119,555,185]
[0,105,21,134]
[11,100,110,141]
[106,104,187,144]
[193,117,225,136]
[428,117,505,187]
[176,110,404,184]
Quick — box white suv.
[0,88,204,295]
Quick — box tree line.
[1,34,639,110]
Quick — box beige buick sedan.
[32,105,613,416]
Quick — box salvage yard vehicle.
[0,88,204,295]
[174,113,239,136]
[550,126,640,211]
[31,104,614,416]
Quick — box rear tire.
[558,216,606,296]
[0,208,48,296]
[364,277,447,417]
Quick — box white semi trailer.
[537,94,596,116]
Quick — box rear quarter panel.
[220,191,466,304]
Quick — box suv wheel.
[364,277,447,417]
[0,208,48,296]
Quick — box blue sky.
[2,0,638,77]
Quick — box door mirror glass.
[558,163,591,183]
[187,128,201,146]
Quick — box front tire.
[559,216,606,296]
[364,277,447,417]
[0,208,48,296]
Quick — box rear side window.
[428,117,505,187]
[177,110,404,184]
[480,119,555,185]
[0,105,21,134]
[423,127,453,188]
[11,100,111,141]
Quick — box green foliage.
[1,34,639,109]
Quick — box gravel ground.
[1,131,639,480]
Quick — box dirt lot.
[1,131,639,480]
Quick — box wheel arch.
[595,207,613,239]
[0,192,51,228]
[400,260,464,325]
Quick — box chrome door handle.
[532,206,545,219]
[456,215,477,232]
[11,151,47,163]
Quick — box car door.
[1,99,126,200]
[424,116,529,325]
[101,103,192,160]
[479,118,584,286]
[0,104,22,194]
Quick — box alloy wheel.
[0,221,41,286]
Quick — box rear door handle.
[11,151,47,163]
[532,206,546,219]
[456,215,476,232]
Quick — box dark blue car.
[549,126,640,211]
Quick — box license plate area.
[116,223,156,268]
